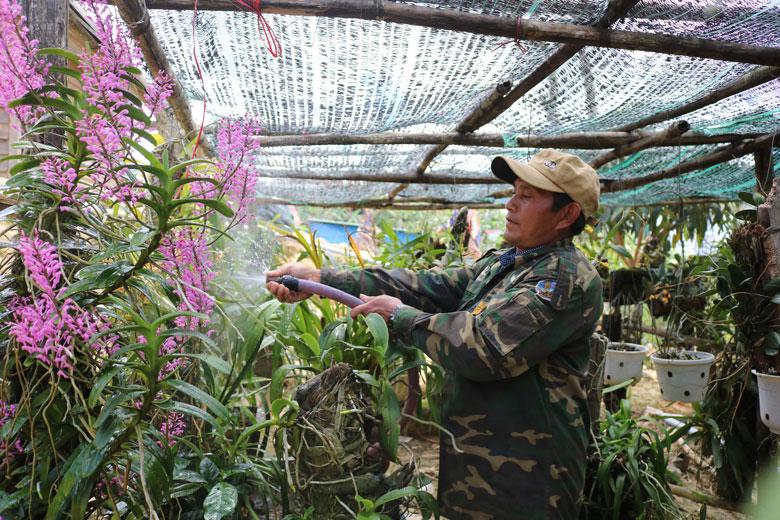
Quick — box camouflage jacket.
[322,238,603,520]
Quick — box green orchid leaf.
[203,482,238,520]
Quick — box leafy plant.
[582,399,683,519]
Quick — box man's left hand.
[350,294,403,322]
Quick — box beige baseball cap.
[491,149,600,216]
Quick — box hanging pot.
[604,342,648,385]
[651,351,715,403]
[753,370,780,434]
[608,268,650,305]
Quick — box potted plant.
[753,369,780,434]
[651,345,715,402]
[603,342,649,386]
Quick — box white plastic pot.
[753,370,780,434]
[651,351,715,403]
[604,343,648,385]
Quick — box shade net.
[141,0,780,207]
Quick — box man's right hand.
[264,263,321,303]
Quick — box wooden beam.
[589,120,691,169]
[145,0,780,66]
[114,0,214,156]
[614,66,780,132]
[755,141,776,194]
[473,0,640,127]
[413,81,512,177]
[255,196,504,209]
[255,170,500,184]
[602,131,780,193]
[254,130,757,149]
[385,0,638,202]
[386,81,513,202]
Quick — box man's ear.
[554,202,582,231]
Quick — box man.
[266,149,603,519]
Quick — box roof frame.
[118,0,780,207]
[145,0,780,66]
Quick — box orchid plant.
[0,0,271,517]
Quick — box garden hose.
[275,275,364,308]
[274,275,421,426]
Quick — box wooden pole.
[755,142,776,194]
[414,81,512,177]
[385,0,638,202]
[473,0,639,127]
[614,66,780,132]
[145,0,780,66]
[388,81,513,202]
[668,485,744,513]
[601,131,780,193]
[589,121,690,169]
[254,129,756,149]
[114,0,214,156]
[255,171,500,184]
[22,0,68,148]
[255,197,505,210]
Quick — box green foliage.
[582,400,683,519]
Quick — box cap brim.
[491,156,564,193]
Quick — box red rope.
[190,0,207,159]
[234,0,283,57]
[493,16,527,53]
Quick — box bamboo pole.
[145,0,780,66]
[253,130,757,149]
[589,121,691,169]
[114,0,214,156]
[601,131,780,193]
[614,66,780,132]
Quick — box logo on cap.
[543,160,557,169]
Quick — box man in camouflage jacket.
[267,149,603,519]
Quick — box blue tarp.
[308,220,417,245]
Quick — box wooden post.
[586,333,608,439]
[755,142,775,194]
[21,0,68,148]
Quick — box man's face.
[503,178,564,249]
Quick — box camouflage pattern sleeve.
[321,254,494,314]
[391,276,600,382]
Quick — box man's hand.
[265,263,321,303]
[351,294,403,322]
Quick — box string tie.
[235,0,283,58]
